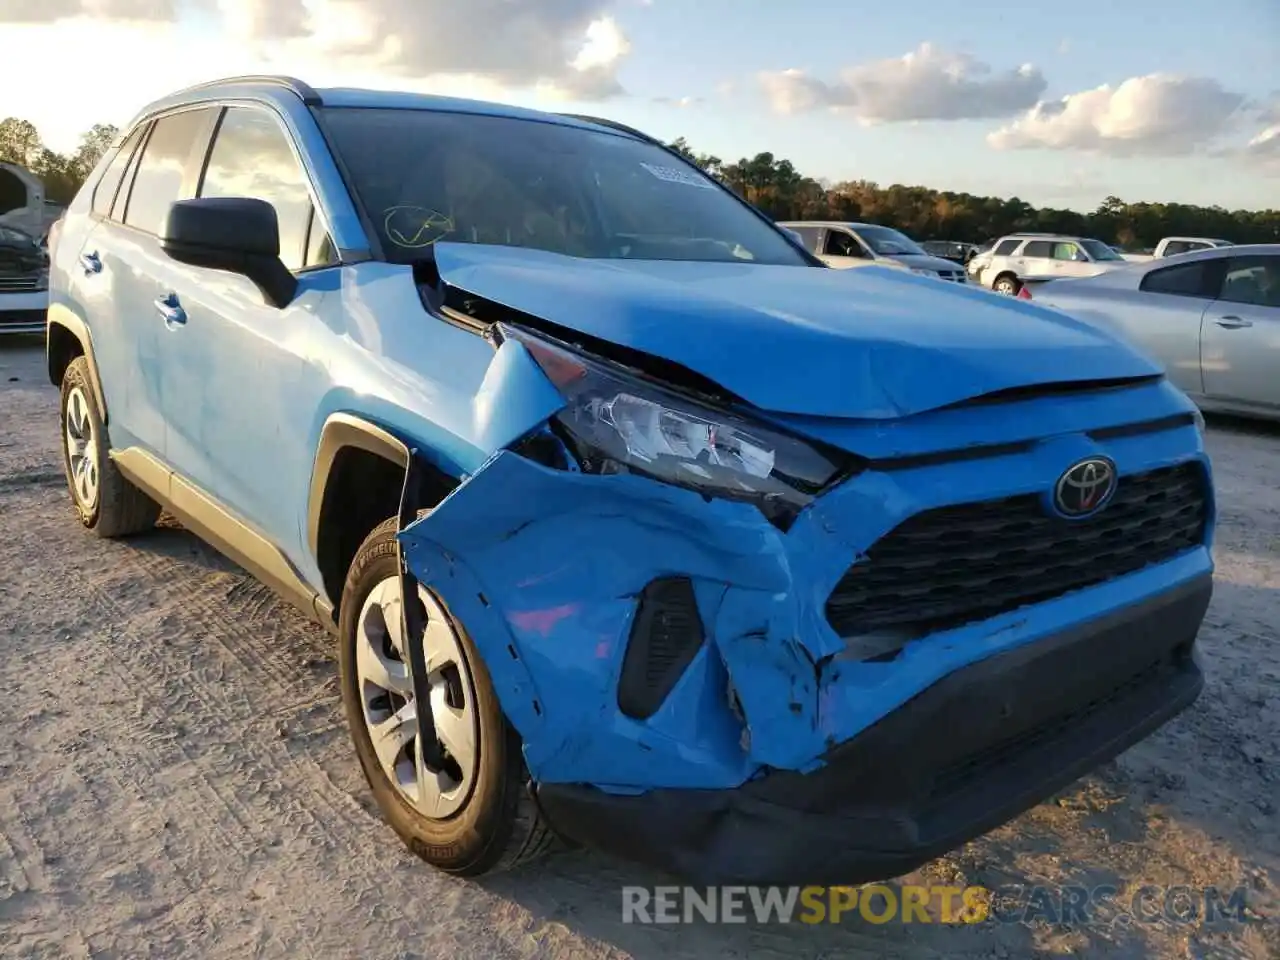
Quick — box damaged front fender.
[397,449,849,788]
[469,335,567,455]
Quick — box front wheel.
[337,517,555,876]
[992,274,1021,296]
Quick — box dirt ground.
[0,338,1276,960]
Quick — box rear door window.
[1022,240,1053,258]
[122,108,217,235]
[92,127,145,219]
[110,123,150,221]
[1139,261,1221,298]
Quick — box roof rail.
[169,75,322,106]
[558,113,661,145]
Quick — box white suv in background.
[974,233,1131,295]
[779,221,970,283]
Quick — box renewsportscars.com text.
[620,884,1253,926]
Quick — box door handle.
[154,293,187,326]
[79,251,102,276]
[1214,315,1253,329]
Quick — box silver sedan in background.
[1028,244,1280,422]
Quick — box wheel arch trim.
[46,303,109,420]
[306,412,411,562]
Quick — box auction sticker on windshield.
[640,162,717,189]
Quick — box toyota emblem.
[1054,457,1118,518]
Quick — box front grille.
[826,462,1208,639]
[0,274,41,292]
[938,270,966,283]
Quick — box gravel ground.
[1,337,1276,959]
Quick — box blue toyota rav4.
[46,76,1215,885]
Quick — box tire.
[59,356,161,538]
[338,517,555,876]
[993,274,1021,296]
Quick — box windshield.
[321,107,810,267]
[851,224,926,256]
[1079,239,1123,261]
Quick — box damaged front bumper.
[397,419,1213,883]
[535,575,1208,884]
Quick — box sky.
[1,0,1277,213]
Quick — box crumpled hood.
[881,252,963,273]
[431,243,1161,419]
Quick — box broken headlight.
[499,324,851,527]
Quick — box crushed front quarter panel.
[397,450,806,788]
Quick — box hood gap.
[425,278,747,407]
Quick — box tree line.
[665,138,1280,250]
[0,118,119,207]
[3,116,1276,251]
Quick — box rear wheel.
[337,517,555,875]
[59,356,161,537]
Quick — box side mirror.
[160,197,297,308]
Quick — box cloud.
[1256,93,1280,126]
[652,96,703,107]
[758,43,1047,123]
[1,0,631,99]
[1221,95,1280,174]
[987,74,1246,156]
[1238,124,1280,174]
[257,0,630,97]
[0,0,172,19]
[216,0,308,40]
